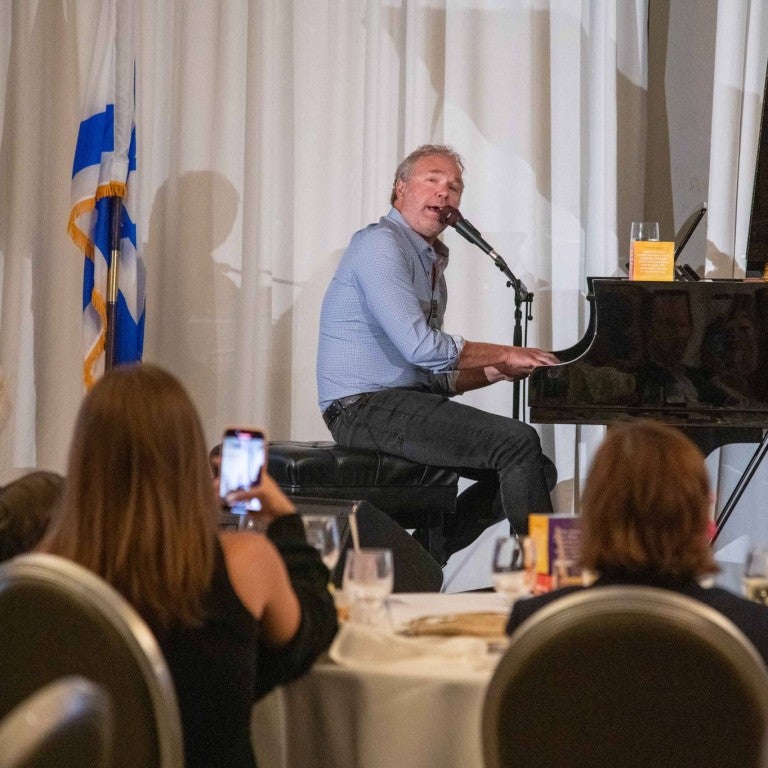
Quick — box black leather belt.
[322,392,374,428]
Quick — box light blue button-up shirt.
[317,208,464,411]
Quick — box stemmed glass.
[491,536,536,605]
[342,548,394,625]
[302,515,341,571]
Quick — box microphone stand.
[487,251,534,422]
[461,218,534,421]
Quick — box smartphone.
[218,427,267,513]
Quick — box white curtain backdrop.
[2,0,758,519]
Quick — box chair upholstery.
[483,586,768,768]
[267,440,459,560]
[0,676,112,768]
[0,553,184,768]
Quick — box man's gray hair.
[390,144,465,205]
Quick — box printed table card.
[630,240,674,281]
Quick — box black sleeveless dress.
[156,514,338,768]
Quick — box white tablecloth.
[251,592,509,768]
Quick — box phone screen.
[219,428,266,513]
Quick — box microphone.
[438,206,500,259]
[438,205,531,300]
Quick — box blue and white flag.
[68,0,144,388]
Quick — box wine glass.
[491,536,536,605]
[302,515,341,571]
[342,548,394,625]
[743,546,768,604]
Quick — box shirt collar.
[385,207,450,261]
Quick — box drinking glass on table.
[743,546,768,605]
[492,536,536,605]
[302,515,341,571]
[342,548,394,625]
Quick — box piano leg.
[711,431,768,545]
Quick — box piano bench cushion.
[267,441,459,559]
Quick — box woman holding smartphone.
[41,363,338,768]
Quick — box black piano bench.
[267,441,459,562]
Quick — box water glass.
[342,548,394,625]
[629,221,661,278]
[743,546,768,604]
[302,515,341,571]
[491,536,536,605]
[630,221,660,242]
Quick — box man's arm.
[452,367,517,394]
[449,343,560,395]
[457,341,559,379]
[452,368,494,394]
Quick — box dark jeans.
[326,388,554,557]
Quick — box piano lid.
[528,277,768,428]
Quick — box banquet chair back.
[0,676,112,768]
[0,553,184,768]
[483,586,768,768]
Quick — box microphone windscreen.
[438,206,462,226]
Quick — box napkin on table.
[328,621,497,676]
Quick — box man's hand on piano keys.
[454,340,559,389]
[495,347,560,380]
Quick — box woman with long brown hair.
[42,363,337,768]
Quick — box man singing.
[317,144,557,560]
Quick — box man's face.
[393,154,464,244]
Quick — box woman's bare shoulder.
[219,529,280,563]
[218,531,286,618]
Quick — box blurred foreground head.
[0,471,63,561]
[580,419,717,580]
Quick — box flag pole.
[105,195,122,370]
[69,0,143,387]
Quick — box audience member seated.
[0,471,63,561]
[507,419,768,664]
[40,363,338,768]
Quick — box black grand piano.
[529,277,768,430]
[528,60,768,543]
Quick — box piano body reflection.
[529,277,768,431]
